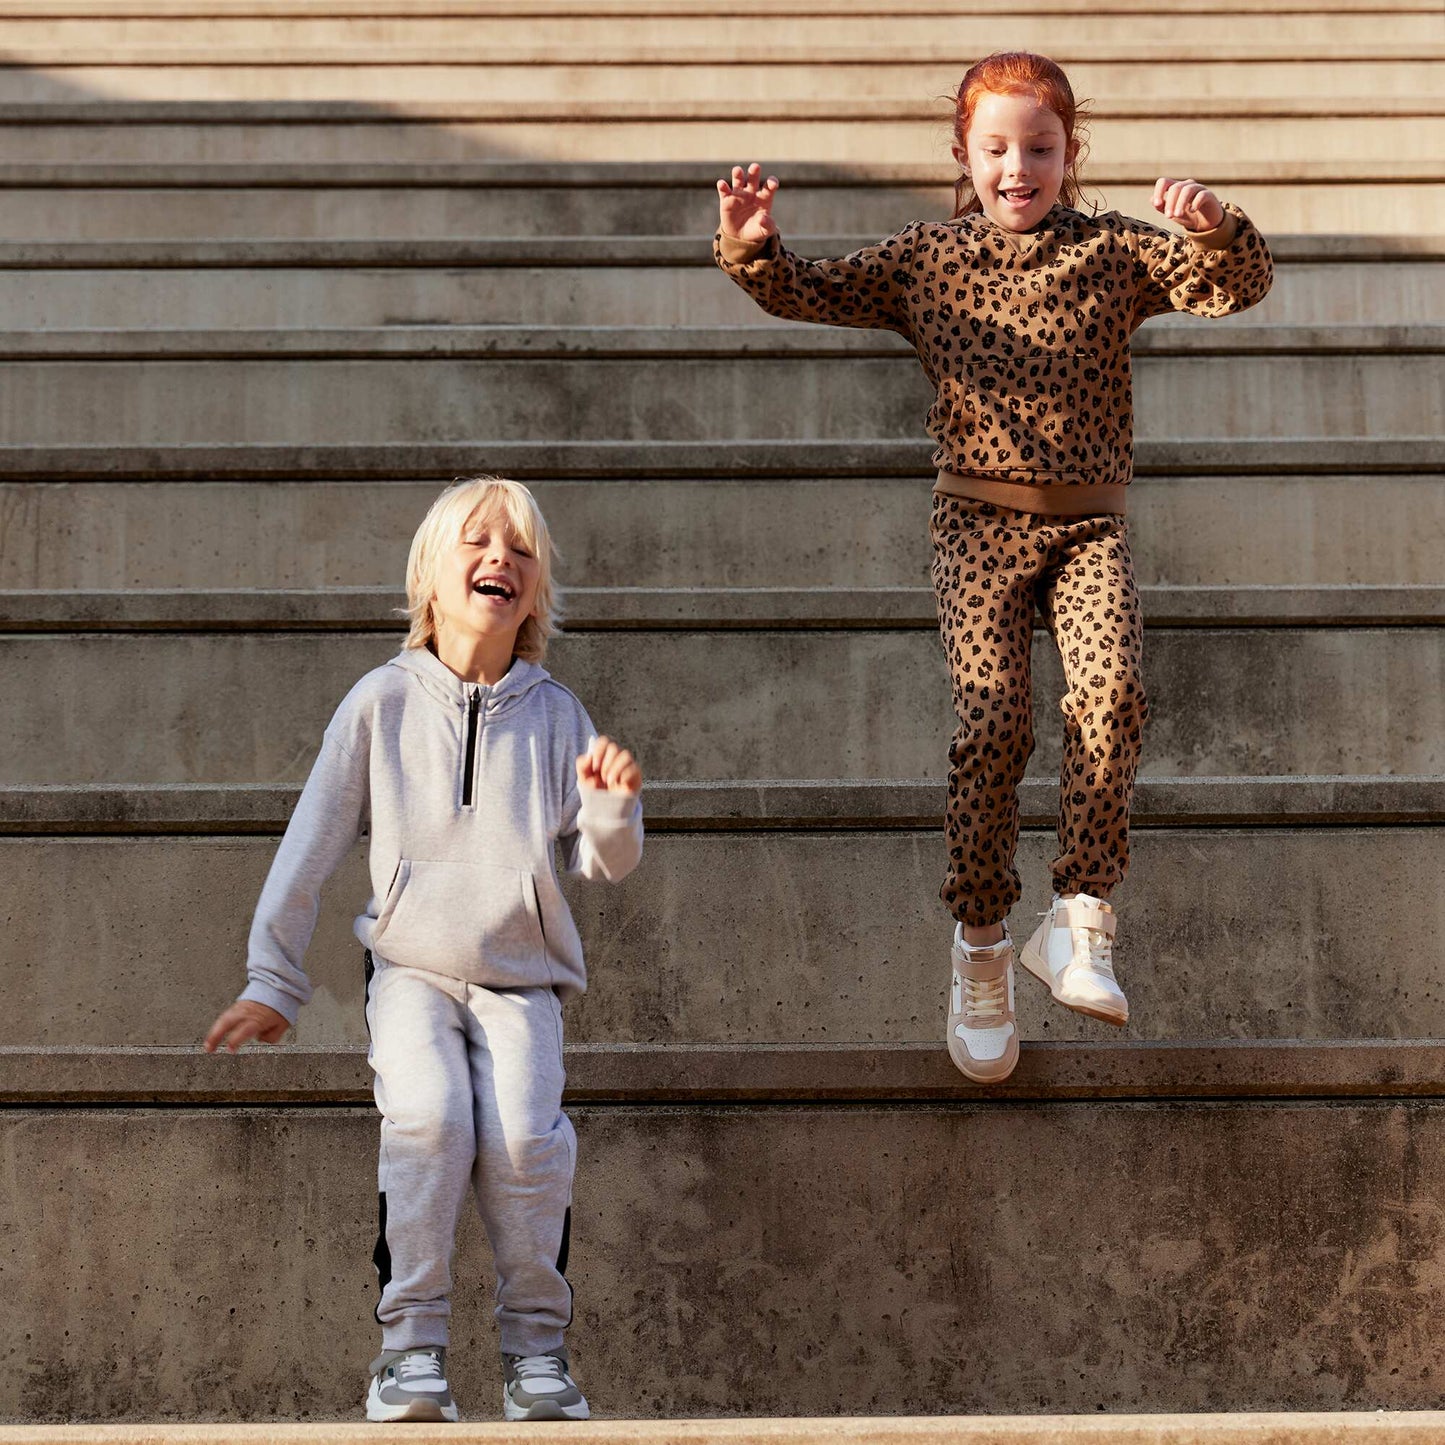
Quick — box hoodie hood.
[388,644,551,716]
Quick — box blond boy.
[206,477,642,1422]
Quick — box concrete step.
[2,625,1441,783]
[10,1040,1445,1106]
[7,585,1443,631]
[10,0,1443,12]
[0,164,1433,237]
[3,468,1440,590]
[0,109,1436,166]
[6,1096,1445,1418]
[0,327,1436,447]
[9,775,1441,831]
[0,244,1437,329]
[2,1423,1445,1445]
[4,788,1443,1046]
[0,437,1428,479]
[0,1417,1436,1445]
[5,56,1444,104]
[0,15,1439,51]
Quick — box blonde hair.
[403,476,559,662]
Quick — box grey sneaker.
[365,1346,460,1423]
[502,1352,590,1421]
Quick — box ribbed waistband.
[934,469,1128,516]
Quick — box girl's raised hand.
[1153,177,1225,234]
[717,162,780,243]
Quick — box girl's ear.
[1065,136,1080,168]
[950,143,968,172]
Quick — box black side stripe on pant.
[558,1205,573,1328]
[373,1192,392,1324]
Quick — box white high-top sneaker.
[947,923,1019,1084]
[1020,892,1128,1026]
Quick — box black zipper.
[461,688,481,807]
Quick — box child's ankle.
[962,922,1007,948]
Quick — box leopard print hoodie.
[714,204,1273,497]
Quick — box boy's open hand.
[1153,177,1225,233]
[204,1000,290,1053]
[577,735,642,796]
[717,162,780,243]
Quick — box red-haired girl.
[714,51,1273,1084]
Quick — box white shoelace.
[512,1356,567,1381]
[396,1354,443,1384]
[962,972,1008,1024]
[1072,926,1116,980]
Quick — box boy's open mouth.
[473,578,517,602]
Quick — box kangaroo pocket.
[940,351,1127,472]
[372,858,547,980]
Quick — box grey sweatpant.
[365,955,577,1356]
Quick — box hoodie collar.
[389,645,550,713]
[972,203,1073,255]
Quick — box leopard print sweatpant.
[931,494,1149,927]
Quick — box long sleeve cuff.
[575,785,644,882]
[1184,207,1241,252]
[238,978,304,1027]
[715,229,774,266]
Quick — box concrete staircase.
[1,0,1443,1432]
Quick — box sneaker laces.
[1072,925,1116,980]
[512,1355,567,1382]
[961,971,1008,1024]
[396,1353,443,1384]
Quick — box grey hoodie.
[241,645,644,1024]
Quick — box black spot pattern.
[715,204,1274,486]
[930,496,1149,926]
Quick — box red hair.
[950,52,1092,219]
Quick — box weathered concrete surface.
[5,776,1442,834]
[0,259,1438,330]
[6,113,1436,166]
[3,584,1443,631]
[2,629,1440,783]
[8,1416,1445,1444]
[5,1104,1445,1419]
[10,1040,1445,1105]
[3,828,1443,1048]
[0,323,1429,357]
[0,347,1434,447]
[2,47,1443,101]
[0,436,1428,483]
[0,105,1439,165]
[0,176,1435,239]
[3,475,1440,591]
[0,12,1434,48]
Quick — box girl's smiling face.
[955,90,1076,233]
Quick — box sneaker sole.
[502,1395,591,1422]
[364,1398,460,1424]
[1019,945,1128,1028]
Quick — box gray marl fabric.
[367,961,576,1356]
[241,645,644,1023]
